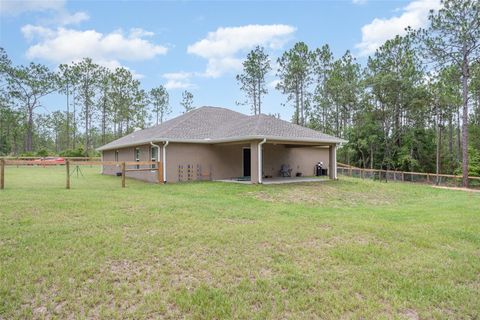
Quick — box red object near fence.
[33,157,65,165]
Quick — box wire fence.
[0,159,162,190]
[337,166,480,189]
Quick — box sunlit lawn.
[0,166,479,319]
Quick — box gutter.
[97,136,346,152]
[258,138,266,184]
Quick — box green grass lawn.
[1,166,479,319]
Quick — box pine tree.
[150,85,170,124]
[180,90,194,113]
[236,46,271,115]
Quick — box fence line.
[0,156,100,160]
[337,166,480,189]
[2,159,479,190]
[4,160,155,166]
[0,160,163,190]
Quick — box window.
[135,148,140,169]
[115,150,119,162]
[151,146,158,169]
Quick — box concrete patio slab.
[217,176,329,184]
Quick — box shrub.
[59,148,85,157]
[36,150,49,157]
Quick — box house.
[97,106,346,183]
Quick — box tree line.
[0,53,195,156]
[235,0,480,186]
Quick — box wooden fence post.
[66,160,70,189]
[157,161,163,184]
[121,162,126,188]
[1,159,4,190]
[402,172,405,182]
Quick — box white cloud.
[0,0,64,15]
[163,72,194,90]
[21,25,168,69]
[56,11,89,26]
[22,24,56,41]
[164,80,192,90]
[187,24,296,78]
[129,28,154,38]
[1,0,88,27]
[355,0,441,56]
[203,57,243,78]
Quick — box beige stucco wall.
[102,144,159,183]
[165,143,247,183]
[102,141,332,183]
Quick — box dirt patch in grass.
[107,259,155,282]
[402,308,419,320]
[73,259,176,317]
[301,234,388,250]
[432,186,480,193]
[247,182,398,207]
[220,217,258,224]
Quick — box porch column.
[329,144,337,180]
[250,141,259,184]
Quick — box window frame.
[135,148,140,169]
[150,146,158,169]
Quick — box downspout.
[258,138,266,184]
[162,140,169,183]
[334,143,338,180]
[150,141,168,183]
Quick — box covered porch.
[214,139,339,184]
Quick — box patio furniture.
[315,162,328,176]
[279,164,292,177]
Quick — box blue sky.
[0,0,440,122]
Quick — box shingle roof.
[98,106,346,151]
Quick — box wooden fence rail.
[1,160,163,190]
[337,166,480,189]
[4,160,157,166]
[0,156,101,160]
